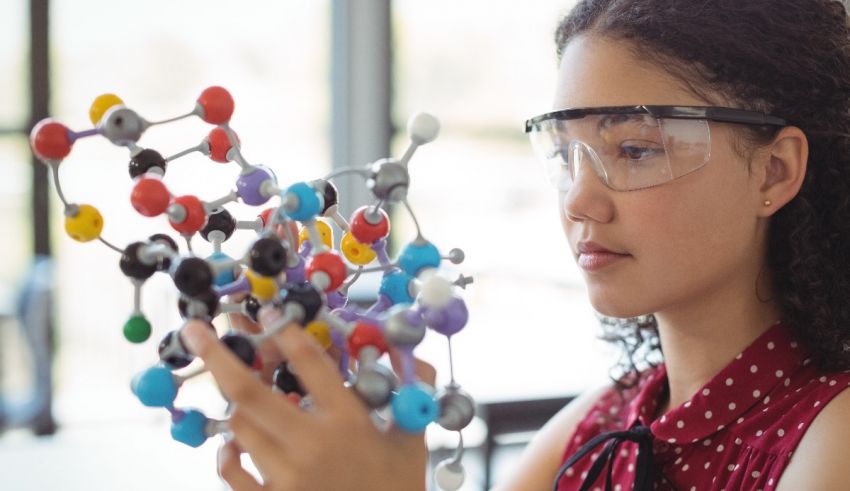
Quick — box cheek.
[653,192,751,287]
[634,189,736,261]
[558,192,571,236]
[627,180,757,307]
[556,156,759,318]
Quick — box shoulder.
[776,384,850,490]
[491,383,615,491]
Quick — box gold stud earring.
[764,200,772,207]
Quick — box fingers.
[228,311,262,334]
[228,408,290,471]
[225,308,282,383]
[413,357,436,387]
[182,320,302,430]
[388,426,431,458]
[217,440,263,491]
[257,348,284,385]
[271,324,360,409]
[388,349,437,387]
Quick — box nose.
[560,142,615,224]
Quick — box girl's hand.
[181,319,435,491]
[222,297,283,385]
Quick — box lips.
[576,240,626,255]
[574,240,630,272]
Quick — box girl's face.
[556,35,768,319]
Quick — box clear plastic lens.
[528,122,563,185]
[528,115,711,191]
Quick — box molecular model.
[29,86,474,490]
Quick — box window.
[51,0,331,421]
[0,2,331,489]
[391,0,618,402]
[0,0,31,286]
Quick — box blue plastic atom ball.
[380,271,415,305]
[391,383,439,432]
[131,366,178,408]
[206,251,237,286]
[282,181,323,222]
[170,409,209,448]
[398,241,441,277]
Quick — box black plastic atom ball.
[311,178,339,215]
[279,282,323,324]
[158,330,193,369]
[178,290,220,320]
[200,208,237,242]
[221,333,257,367]
[249,237,287,276]
[172,257,214,297]
[119,242,157,280]
[148,233,179,271]
[273,362,305,395]
[244,295,261,322]
[128,148,167,178]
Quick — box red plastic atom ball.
[257,208,299,242]
[252,351,264,372]
[347,321,388,359]
[350,206,390,244]
[169,195,207,235]
[305,251,347,292]
[206,127,239,163]
[284,393,302,405]
[131,177,171,217]
[258,208,275,226]
[196,86,234,125]
[30,119,73,160]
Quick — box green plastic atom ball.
[123,315,152,343]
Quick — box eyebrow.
[525,105,787,133]
[596,114,657,133]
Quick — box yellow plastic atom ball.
[298,219,334,249]
[341,231,376,266]
[244,269,277,302]
[64,204,104,242]
[304,320,332,349]
[89,93,124,125]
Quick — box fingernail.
[257,305,281,327]
[182,321,212,354]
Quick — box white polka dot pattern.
[554,322,850,491]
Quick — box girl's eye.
[620,143,664,160]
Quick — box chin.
[587,292,651,320]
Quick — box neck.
[652,271,783,418]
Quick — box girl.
[181,0,850,489]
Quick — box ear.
[757,126,808,217]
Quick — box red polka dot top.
[554,322,850,491]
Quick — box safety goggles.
[524,106,786,191]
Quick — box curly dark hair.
[554,0,850,389]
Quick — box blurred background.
[0,0,620,489]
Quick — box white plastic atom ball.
[434,460,465,491]
[407,112,440,145]
[418,270,453,308]
[309,271,331,292]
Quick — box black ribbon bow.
[552,422,656,491]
